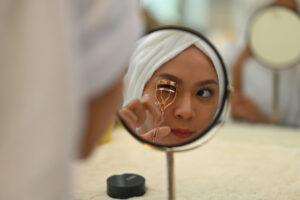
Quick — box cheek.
[195,103,218,122]
[205,94,219,115]
[163,109,173,120]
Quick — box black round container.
[107,173,146,199]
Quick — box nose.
[173,94,195,120]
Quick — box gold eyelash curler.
[153,79,177,142]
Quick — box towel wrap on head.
[123,29,225,110]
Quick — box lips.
[171,128,195,138]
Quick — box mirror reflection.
[119,29,227,146]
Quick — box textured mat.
[74,122,300,200]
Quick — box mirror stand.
[120,27,230,200]
[166,151,175,200]
[271,71,279,124]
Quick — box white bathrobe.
[0,0,143,199]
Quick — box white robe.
[0,0,143,199]
[243,58,300,127]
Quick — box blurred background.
[136,0,300,128]
[140,0,300,67]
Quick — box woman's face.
[143,46,219,145]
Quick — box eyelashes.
[157,84,176,93]
[156,80,177,93]
[155,79,177,110]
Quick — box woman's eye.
[197,89,212,97]
[157,84,176,92]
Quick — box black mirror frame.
[118,26,229,148]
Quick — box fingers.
[141,94,161,126]
[140,126,171,141]
[118,108,138,133]
[119,98,147,128]
[129,99,147,127]
[119,96,161,131]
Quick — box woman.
[0,0,143,199]
[230,0,300,126]
[120,29,225,146]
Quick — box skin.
[272,0,298,11]
[231,47,270,123]
[231,0,298,123]
[120,46,219,145]
[79,76,124,159]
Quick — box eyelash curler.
[153,79,177,142]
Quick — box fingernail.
[159,126,171,134]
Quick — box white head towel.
[123,29,225,109]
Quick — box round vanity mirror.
[118,27,230,150]
[248,6,300,69]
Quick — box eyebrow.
[196,79,218,87]
[158,73,182,83]
[158,73,218,87]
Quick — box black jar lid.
[107,173,146,199]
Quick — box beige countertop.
[74,122,300,200]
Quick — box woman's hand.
[138,126,171,141]
[119,95,171,140]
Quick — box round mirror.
[118,27,229,149]
[248,6,300,69]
